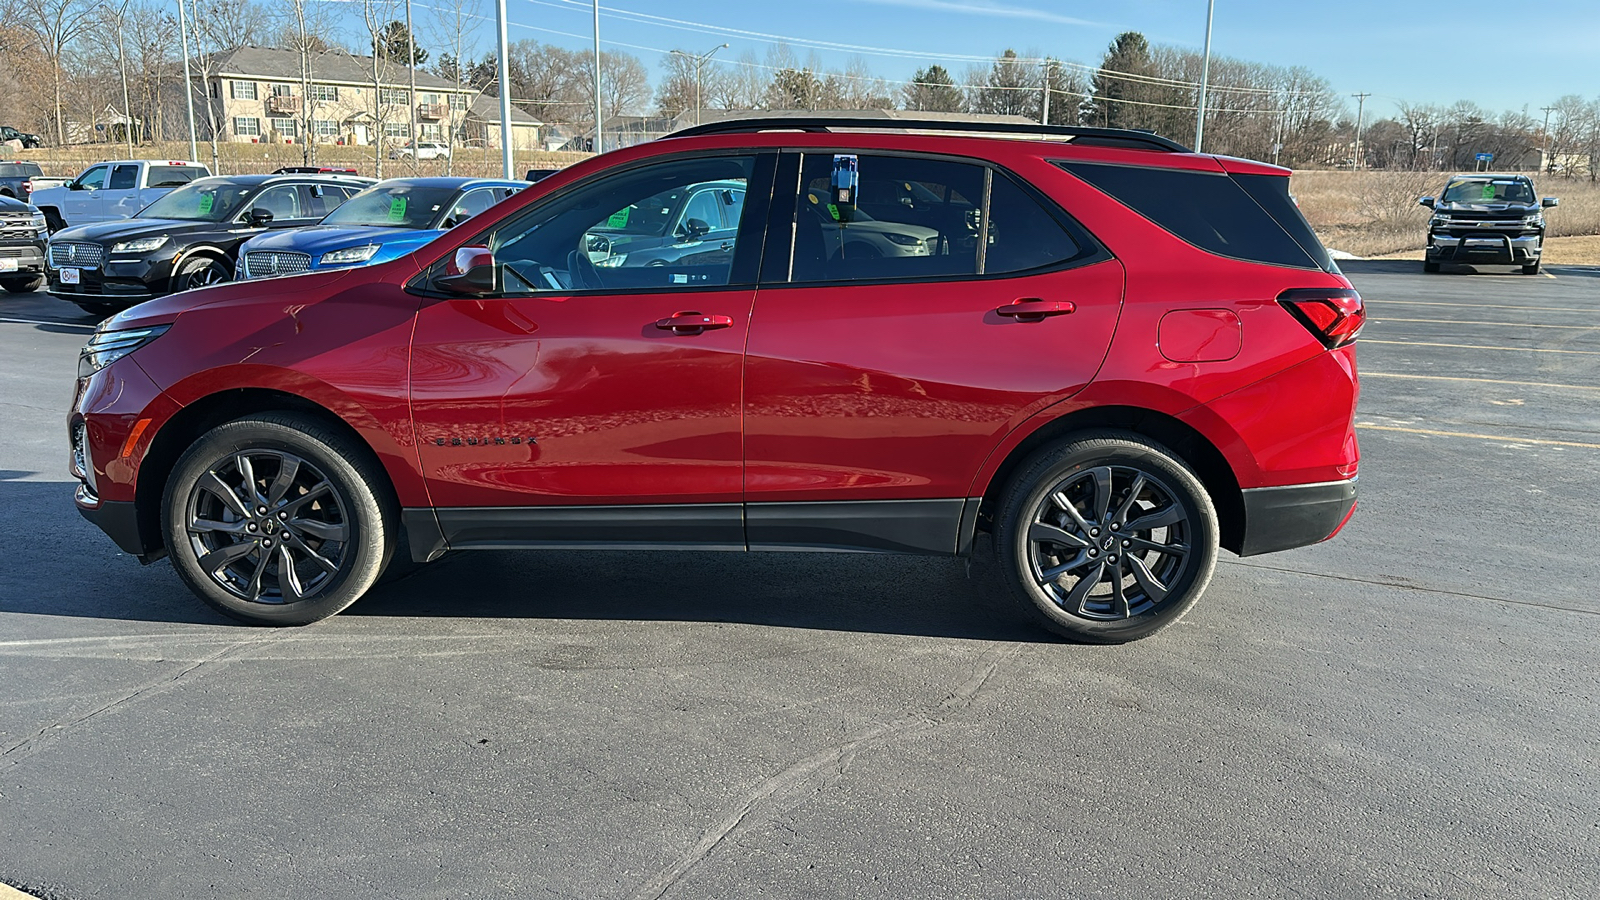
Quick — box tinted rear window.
[1234,173,1337,273]
[149,166,202,187]
[0,163,42,178]
[1056,161,1322,271]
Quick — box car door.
[408,153,775,546]
[741,152,1124,553]
[62,164,109,224]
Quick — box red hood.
[104,267,362,331]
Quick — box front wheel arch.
[134,388,401,562]
[975,405,1244,556]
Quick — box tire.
[1422,261,1440,273]
[41,208,65,234]
[1522,261,1541,275]
[0,274,44,292]
[171,255,231,293]
[161,413,396,625]
[995,432,1220,644]
[72,300,121,318]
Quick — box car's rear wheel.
[995,432,1219,643]
[172,256,231,292]
[162,413,395,625]
[41,208,65,233]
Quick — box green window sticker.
[197,193,214,215]
[826,203,840,221]
[1481,183,1495,200]
[607,207,630,228]
[388,196,408,222]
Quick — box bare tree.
[8,0,92,144]
[361,0,401,177]
[428,0,481,174]
[279,0,339,165]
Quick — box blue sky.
[397,0,1600,119]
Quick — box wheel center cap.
[1101,535,1116,551]
[261,518,278,536]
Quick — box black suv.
[0,194,47,292]
[1419,174,1558,274]
[46,172,369,316]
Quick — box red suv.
[70,118,1362,643]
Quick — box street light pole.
[1194,0,1215,152]
[493,0,513,177]
[671,44,728,127]
[592,0,603,154]
[1351,92,1370,169]
[177,0,198,161]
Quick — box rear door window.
[109,165,139,190]
[984,172,1096,275]
[1056,161,1321,270]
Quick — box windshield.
[138,180,254,221]
[1441,179,1535,204]
[321,184,457,228]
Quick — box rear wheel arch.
[975,405,1245,555]
[134,388,402,560]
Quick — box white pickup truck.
[32,159,211,231]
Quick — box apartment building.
[189,46,541,150]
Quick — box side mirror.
[680,218,711,241]
[1417,196,1435,208]
[69,181,86,191]
[436,246,497,295]
[1542,197,1559,208]
[247,208,274,227]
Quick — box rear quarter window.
[1056,161,1324,271]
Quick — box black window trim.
[760,147,1114,291]
[406,148,780,301]
[1052,158,1324,273]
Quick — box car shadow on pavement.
[4,476,1042,641]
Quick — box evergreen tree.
[1089,32,1163,131]
[971,49,1033,117]
[903,64,963,113]
[374,19,427,66]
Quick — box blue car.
[237,177,527,280]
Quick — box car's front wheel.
[0,274,44,292]
[171,256,231,292]
[162,413,395,625]
[995,432,1219,643]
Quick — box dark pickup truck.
[1419,174,1559,274]
[0,193,48,292]
[0,160,44,202]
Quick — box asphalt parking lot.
[2,261,1597,899]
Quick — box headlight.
[110,236,169,254]
[1523,214,1544,227]
[884,233,923,246]
[319,244,380,265]
[30,212,46,234]
[78,325,170,377]
[593,254,628,268]
[1429,216,1449,228]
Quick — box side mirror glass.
[1417,196,1435,208]
[437,245,497,295]
[247,209,274,227]
[1542,197,1559,208]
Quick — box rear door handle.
[996,298,1076,321]
[655,310,734,335]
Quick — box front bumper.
[0,241,46,276]
[46,252,172,305]
[1427,230,1541,264]
[71,355,180,561]
[1237,478,1357,556]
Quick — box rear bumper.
[1237,477,1357,557]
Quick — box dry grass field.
[1291,169,1600,262]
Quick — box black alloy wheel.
[163,414,395,625]
[997,432,1219,643]
[0,275,44,292]
[172,256,231,292]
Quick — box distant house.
[179,45,479,148]
[460,96,544,152]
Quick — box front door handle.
[996,298,1076,322]
[655,310,734,335]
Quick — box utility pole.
[493,0,513,177]
[109,0,134,156]
[177,0,198,161]
[1194,0,1215,151]
[1040,58,1052,125]
[1541,104,1557,173]
[405,0,418,169]
[670,44,728,127]
[1351,92,1370,169]
[592,0,603,154]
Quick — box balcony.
[417,103,448,121]
[266,94,301,115]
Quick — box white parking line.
[1375,316,1597,330]
[1363,372,1600,391]
[1362,339,1600,355]
[1358,423,1600,449]
[1369,299,1595,313]
[0,316,96,331]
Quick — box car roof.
[1448,173,1532,181]
[189,173,375,187]
[364,176,529,190]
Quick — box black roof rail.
[669,116,1191,153]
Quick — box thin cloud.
[857,0,1109,28]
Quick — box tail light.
[1278,288,1364,348]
